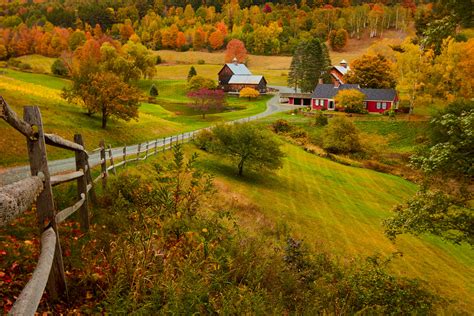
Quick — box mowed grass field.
[0,68,269,167]
[188,142,473,313]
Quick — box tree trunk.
[101,109,107,129]
[238,159,244,176]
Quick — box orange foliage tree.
[225,39,247,63]
[209,29,224,50]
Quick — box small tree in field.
[211,123,285,176]
[187,76,217,92]
[239,87,260,100]
[65,71,141,128]
[187,66,197,81]
[150,84,159,97]
[322,117,361,154]
[187,88,226,118]
[335,89,366,113]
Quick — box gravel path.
[0,86,299,186]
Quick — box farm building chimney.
[340,59,348,68]
[232,57,238,65]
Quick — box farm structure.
[218,58,267,94]
[330,59,350,84]
[282,83,398,113]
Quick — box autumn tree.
[225,39,247,63]
[0,44,7,60]
[328,28,348,51]
[186,88,226,118]
[239,87,259,100]
[334,89,366,113]
[209,29,224,50]
[187,76,216,92]
[65,71,141,128]
[346,54,396,89]
[322,117,361,154]
[210,123,285,176]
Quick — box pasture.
[0,68,269,166]
[191,141,473,313]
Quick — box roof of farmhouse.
[228,75,264,84]
[312,84,397,101]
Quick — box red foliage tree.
[186,88,226,118]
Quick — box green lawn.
[16,54,56,74]
[190,142,473,313]
[0,71,269,166]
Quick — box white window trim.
[328,99,335,110]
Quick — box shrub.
[155,55,162,64]
[289,128,308,139]
[314,113,328,126]
[51,59,68,76]
[197,59,205,64]
[149,84,159,97]
[18,62,32,70]
[7,58,21,67]
[322,116,361,154]
[193,129,215,151]
[272,119,292,133]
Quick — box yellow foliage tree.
[239,87,259,100]
[334,89,366,113]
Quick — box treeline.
[0,1,413,58]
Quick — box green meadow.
[189,142,473,313]
[0,68,268,166]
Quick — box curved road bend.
[0,86,301,186]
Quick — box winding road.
[0,86,300,186]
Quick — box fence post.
[136,143,141,160]
[100,140,107,189]
[24,106,68,300]
[123,146,127,166]
[107,145,116,175]
[154,140,158,155]
[74,134,89,232]
[162,138,166,153]
[145,141,149,159]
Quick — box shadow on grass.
[195,152,285,190]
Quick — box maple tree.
[225,39,247,63]
[334,89,366,113]
[346,54,396,89]
[186,88,226,118]
[208,29,224,50]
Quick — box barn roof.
[311,84,397,101]
[226,63,252,75]
[333,65,350,75]
[228,75,264,84]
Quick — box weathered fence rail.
[0,96,195,315]
[1,96,97,315]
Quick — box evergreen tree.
[150,84,159,97]
[300,38,331,93]
[187,66,197,81]
[288,44,304,92]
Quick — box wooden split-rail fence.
[0,96,193,315]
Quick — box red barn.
[330,60,350,84]
[311,84,398,113]
[218,58,267,93]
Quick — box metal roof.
[226,63,252,75]
[311,84,396,101]
[228,75,264,84]
[333,65,350,75]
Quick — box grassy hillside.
[0,69,269,166]
[190,142,473,313]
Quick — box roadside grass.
[16,54,56,74]
[190,141,474,313]
[0,71,269,166]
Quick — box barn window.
[382,102,387,109]
[376,102,381,109]
[315,99,319,106]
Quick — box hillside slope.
[194,142,474,313]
